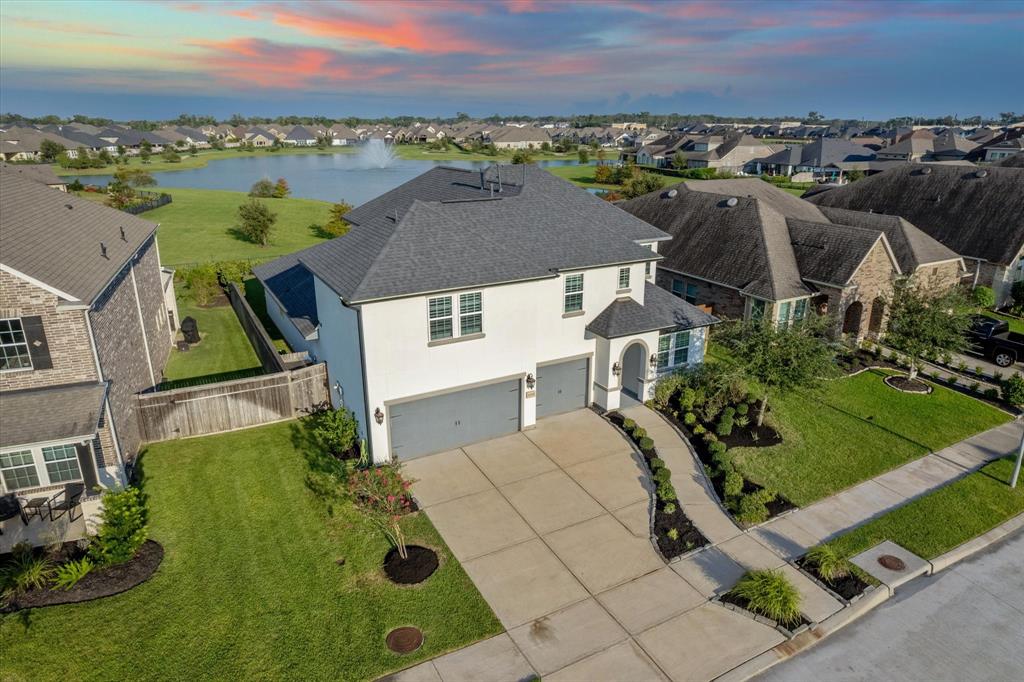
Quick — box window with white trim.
[0,450,40,490]
[645,262,652,277]
[617,267,631,290]
[428,296,453,341]
[459,292,483,335]
[0,318,32,371]
[657,331,691,371]
[749,298,767,321]
[777,298,809,328]
[42,444,82,483]
[564,273,584,313]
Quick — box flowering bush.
[346,464,416,558]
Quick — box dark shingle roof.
[0,172,157,304]
[817,206,961,273]
[257,165,667,304]
[0,382,106,448]
[805,164,1024,265]
[587,282,718,338]
[787,219,888,285]
[255,260,319,338]
[758,138,876,167]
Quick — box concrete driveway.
[396,409,790,682]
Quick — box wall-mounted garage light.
[612,362,621,377]
[525,373,536,390]
[374,407,384,425]
[649,354,659,369]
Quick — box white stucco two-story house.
[254,165,717,463]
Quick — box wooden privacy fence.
[225,281,286,374]
[136,363,328,442]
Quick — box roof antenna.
[479,169,485,190]
[100,242,108,259]
[496,164,502,192]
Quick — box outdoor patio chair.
[46,483,85,522]
[0,493,28,534]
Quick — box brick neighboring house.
[618,179,962,338]
[805,164,1024,306]
[0,170,174,547]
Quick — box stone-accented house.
[618,179,962,337]
[806,164,1024,306]
[0,170,175,547]
[255,165,717,463]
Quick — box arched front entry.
[842,301,864,335]
[868,297,886,335]
[621,342,646,400]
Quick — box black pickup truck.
[967,316,1024,367]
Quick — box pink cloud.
[7,16,130,38]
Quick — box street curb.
[927,512,1024,574]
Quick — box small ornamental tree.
[139,140,152,163]
[347,465,416,559]
[249,178,275,197]
[577,148,589,164]
[511,149,534,165]
[884,282,972,381]
[114,167,156,188]
[321,200,354,237]
[718,314,836,426]
[621,172,663,199]
[273,177,291,198]
[237,198,277,246]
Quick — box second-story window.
[459,292,483,335]
[618,267,631,290]
[0,318,32,371]
[564,273,584,313]
[428,296,453,341]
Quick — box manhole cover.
[878,554,907,571]
[386,627,423,654]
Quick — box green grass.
[0,422,501,681]
[543,163,680,191]
[162,298,261,384]
[243,278,290,353]
[828,457,1024,560]
[982,310,1024,334]
[144,187,332,266]
[732,369,1011,506]
[55,146,357,176]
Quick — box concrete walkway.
[753,418,1024,560]
[385,409,841,682]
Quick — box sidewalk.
[753,418,1023,560]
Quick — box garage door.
[536,357,589,418]
[389,379,521,460]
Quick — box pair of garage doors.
[389,357,589,460]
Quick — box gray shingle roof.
[256,165,667,304]
[788,219,888,285]
[805,164,1024,265]
[758,138,876,167]
[0,161,63,186]
[587,282,718,338]
[256,260,319,338]
[817,206,961,273]
[0,382,106,448]
[0,171,157,304]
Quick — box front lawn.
[0,422,500,681]
[732,369,1011,506]
[161,297,261,386]
[828,457,1024,560]
[144,187,333,266]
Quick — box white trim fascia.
[0,264,78,302]
[0,433,95,454]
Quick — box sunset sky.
[1,0,1021,119]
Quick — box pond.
[71,153,586,205]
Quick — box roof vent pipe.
[496,165,502,192]
[479,169,485,190]
[921,166,932,175]
[975,169,988,178]
[726,197,738,207]
[120,226,127,241]
[100,242,108,259]
[666,188,678,198]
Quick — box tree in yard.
[593,164,615,184]
[511,149,534,164]
[717,314,837,426]
[188,144,197,156]
[621,172,663,199]
[139,140,152,163]
[321,200,354,237]
[249,178,275,197]
[98,149,113,165]
[273,177,291,198]
[672,152,689,170]
[114,167,156,188]
[116,144,127,161]
[39,138,66,163]
[577,148,589,164]
[884,282,973,381]
[237,198,277,246]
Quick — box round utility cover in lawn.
[383,545,438,584]
[386,626,423,654]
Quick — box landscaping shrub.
[237,198,278,246]
[804,544,849,582]
[723,469,744,499]
[346,464,416,558]
[654,371,688,409]
[735,415,750,429]
[51,558,94,591]
[969,381,980,392]
[736,403,749,416]
[88,487,148,566]
[622,418,636,432]
[728,569,802,626]
[972,286,996,309]
[734,489,777,525]
[656,480,677,502]
[639,436,654,452]
[667,528,680,541]
[723,406,736,418]
[1001,374,1024,406]
[654,467,672,485]
[716,415,734,437]
[306,405,360,459]
[632,427,647,440]
[702,431,717,443]
[708,440,727,457]
[649,457,665,470]
[273,178,291,198]
[0,544,54,596]
[663,502,676,514]
[249,178,275,197]
[692,424,706,436]
[683,411,697,426]
[984,387,999,400]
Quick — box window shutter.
[75,443,100,493]
[21,316,52,370]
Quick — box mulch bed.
[836,349,902,376]
[1,540,164,613]
[660,411,795,522]
[383,545,438,585]
[718,590,812,631]
[606,412,709,559]
[884,375,932,394]
[795,556,870,602]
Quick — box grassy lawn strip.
[544,163,679,191]
[732,369,1010,506]
[54,147,357,176]
[0,422,501,681]
[244,278,291,353]
[828,457,1024,560]
[981,310,1024,334]
[162,298,261,385]
[144,187,332,265]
